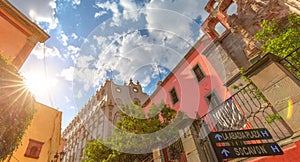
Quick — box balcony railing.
[141,153,154,162]
[279,47,300,80]
[198,83,293,143]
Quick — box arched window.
[226,3,237,15]
[213,2,219,9]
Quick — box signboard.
[213,143,283,160]
[209,128,272,143]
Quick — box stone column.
[179,128,202,162]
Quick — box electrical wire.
[43,43,56,108]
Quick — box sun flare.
[23,72,57,97]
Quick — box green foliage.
[266,113,284,124]
[232,68,267,102]
[0,55,35,160]
[253,14,299,124]
[254,14,300,57]
[82,140,114,162]
[82,102,179,162]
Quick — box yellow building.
[0,1,62,161]
[6,102,62,162]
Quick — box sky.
[9,0,236,129]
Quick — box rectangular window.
[192,64,205,82]
[205,92,220,110]
[24,139,44,159]
[169,88,179,105]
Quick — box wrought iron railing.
[279,47,300,80]
[141,153,154,162]
[197,83,293,143]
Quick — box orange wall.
[7,102,62,162]
[0,1,49,70]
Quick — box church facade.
[62,79,149,162]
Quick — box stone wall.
[250,60,300,135]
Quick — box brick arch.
[201,15,229,39]
[205,0,218,13]
[218,0,234,12]
[202,0,234,39]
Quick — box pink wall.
[145,37,230,119]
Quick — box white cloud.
[146,0,208,19]
[72,0,81,6]
[144,0,208,43]
[11,0,59,30]
[67,45,80,54]
[69,106,76,110]
[59,66,74,81]
[91,30,184,88]
[74,0,210,95]
[76,90,83,98]
[95,1,121,26]
[32,43,62,59]
[76,55,94,68]
[60,33,69,46]
[139,75,151,87]
[65,96,71,103]
[94,11,107,18]
[119,0,140,21]
[73,54,102,94]
[71,33,78,40]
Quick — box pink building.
[147,0,300,161]
[145,35,229,120]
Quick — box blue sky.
[9,0,218,129]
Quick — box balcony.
[191,48,300,161]
[199,83,293,143]
[279,47,300,81]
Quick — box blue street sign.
[209,128,272,143]
[214,133,224,141]
[213,143,283,160]
[260,129,270,138]
[220,148,230,157]
[270,144,282,153]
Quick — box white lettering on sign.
[220,130,263,141]
[234,145,268,156]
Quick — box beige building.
[62,79,149,162]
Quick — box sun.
[23,72,57,97]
